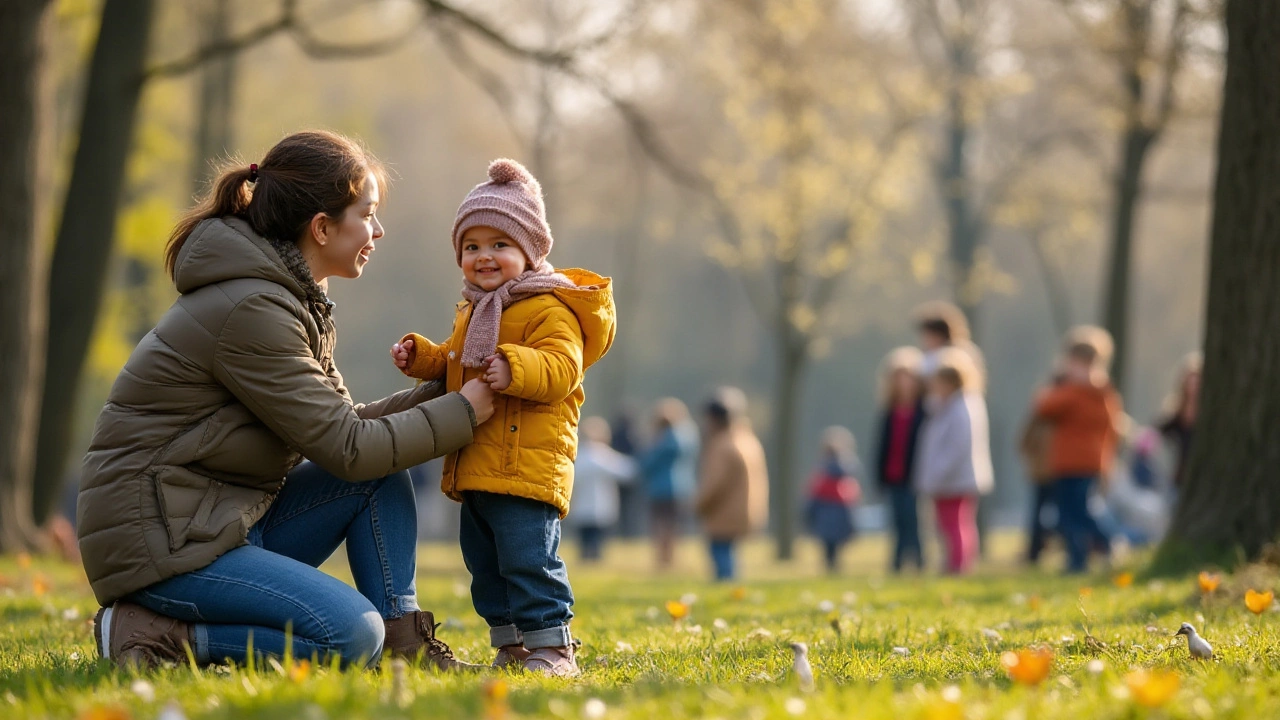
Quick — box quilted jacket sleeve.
[212,292,473,481]
[399,332,450,381]
[497,303,585,405]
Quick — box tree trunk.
[31,0,156,525]
[1100,125,1156,395]
[0,0,54,552]
[1156,0,1280,567]
[191,0,236,191]
[770,340,808,561]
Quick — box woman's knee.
[329,608,385,668]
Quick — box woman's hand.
[390,338,413,372]
[484,354,512,392]
[459,378,496,424]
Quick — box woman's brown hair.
[165,130,388,278]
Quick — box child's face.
[1064,356,1092,383]
[461,226,529,291]
[929,375,958,399]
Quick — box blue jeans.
[125,462,421,668]
[458,491,574,650]
[886,484,922,572]
[1026,483,1056,564]
[709,539,735,581]
[1055,475,1111,573]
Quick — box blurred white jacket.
[569,441,637,528]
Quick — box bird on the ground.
[1175,622,1214,660]
[789,642,815,693]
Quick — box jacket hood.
[552,268,616,370]
[173,217,306,300]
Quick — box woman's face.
[313,172,383,281]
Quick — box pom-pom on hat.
[451,158,553,269]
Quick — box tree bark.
[770,339,807,561]
[31,0,156,525]
[191,0,237,191]
[1100,125,1155,395]
[1157,0,1280,567]
[0,0,54,551]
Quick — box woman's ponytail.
[164,162,255,278]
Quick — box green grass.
[2,533,1278,719]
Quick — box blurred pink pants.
[934,496,978,574]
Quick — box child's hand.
[484,354,512,392]
[390,338,414,372]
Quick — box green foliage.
[3,537,1280,719]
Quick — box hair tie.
[248,163,259,182]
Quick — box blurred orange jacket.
[1034,382,1123,479]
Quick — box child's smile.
[460,225,529,291]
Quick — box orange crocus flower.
[1000,647,1053,686]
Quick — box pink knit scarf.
[459,267,576,367]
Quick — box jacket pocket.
[502,401,522,474]
[154,466,265,551]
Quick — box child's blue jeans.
[458,491,574,649]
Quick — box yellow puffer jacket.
[401,269,615,517]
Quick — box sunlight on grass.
[2,534,1279,719]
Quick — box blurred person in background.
[874,347,926,573]
[914,349,993,575]
[1030,327,1124,574]
[1020,369,1066,566]
[805,426,862,574]
[914,301,987,383]
[1157,352,1202,492]
[638,398,700,570]
[568,417,637,563]
[695,388,769,581]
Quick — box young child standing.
[390,159,615,676]
[1032,327,1123,574]
[804,426,862,574]
[914,348,993,575]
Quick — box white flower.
[981,628,1002,643]
[682,624,703,634]
[614,641,634,653]
[1086,659,1105,675]
[131,679,156,703]
[784,697,807,716]
[645,606,660,620]
[713,618,730,631]
[892,647,910,657]
[680,593,699,607]
[68,652,80,662]
[158,702,189,720]
[746,628,775,641]
[817,600,835,613]
[61,607,82,622]
[583,698,607,719]
[942,686,962,703]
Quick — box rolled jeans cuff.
[522,624,572,650]
[489,624,523,648]
[193,623,211,665]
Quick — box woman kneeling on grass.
[77,130,495,671]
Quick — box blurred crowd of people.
[569,300,1200,579]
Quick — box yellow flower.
[32,574,50,597]
[1000,647,1053,686]
[1027,594,1043,612]
[1078,587,1093,598]
[1198,572,1222,594]
[1125,669,1180,708]
[77,707,131,720]
[288,659,311,683]
[16,552,32,570]
[731,587,748,601]
[1113,572,1134,589]
[1245,589,1274,615]
[665,600,689,621]
[919,699,963,720]
[483,678,509,720]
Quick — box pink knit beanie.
[451,159,553,269]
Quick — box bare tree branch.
[146,0,296,79]
[1151,0,1191,131]
[428,23,528,147]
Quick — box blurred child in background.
[805,426,863,574]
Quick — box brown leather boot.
[523,644,580,677]
[492,644,532,669]
[94,602,194,670]
[383,610,484,672]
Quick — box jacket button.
[510,425,518,432]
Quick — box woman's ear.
[308,212,330,246]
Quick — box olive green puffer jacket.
[77,217,474,605]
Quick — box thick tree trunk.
[1100,125,1156,395]
[31,0,156,525]
[770,341,807,561]
[1157,0,1280,566]
[0,0,54,552]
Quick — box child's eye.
[465,244,478,251]
[494,241,508,248]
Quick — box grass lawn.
[2,532,1277,719]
